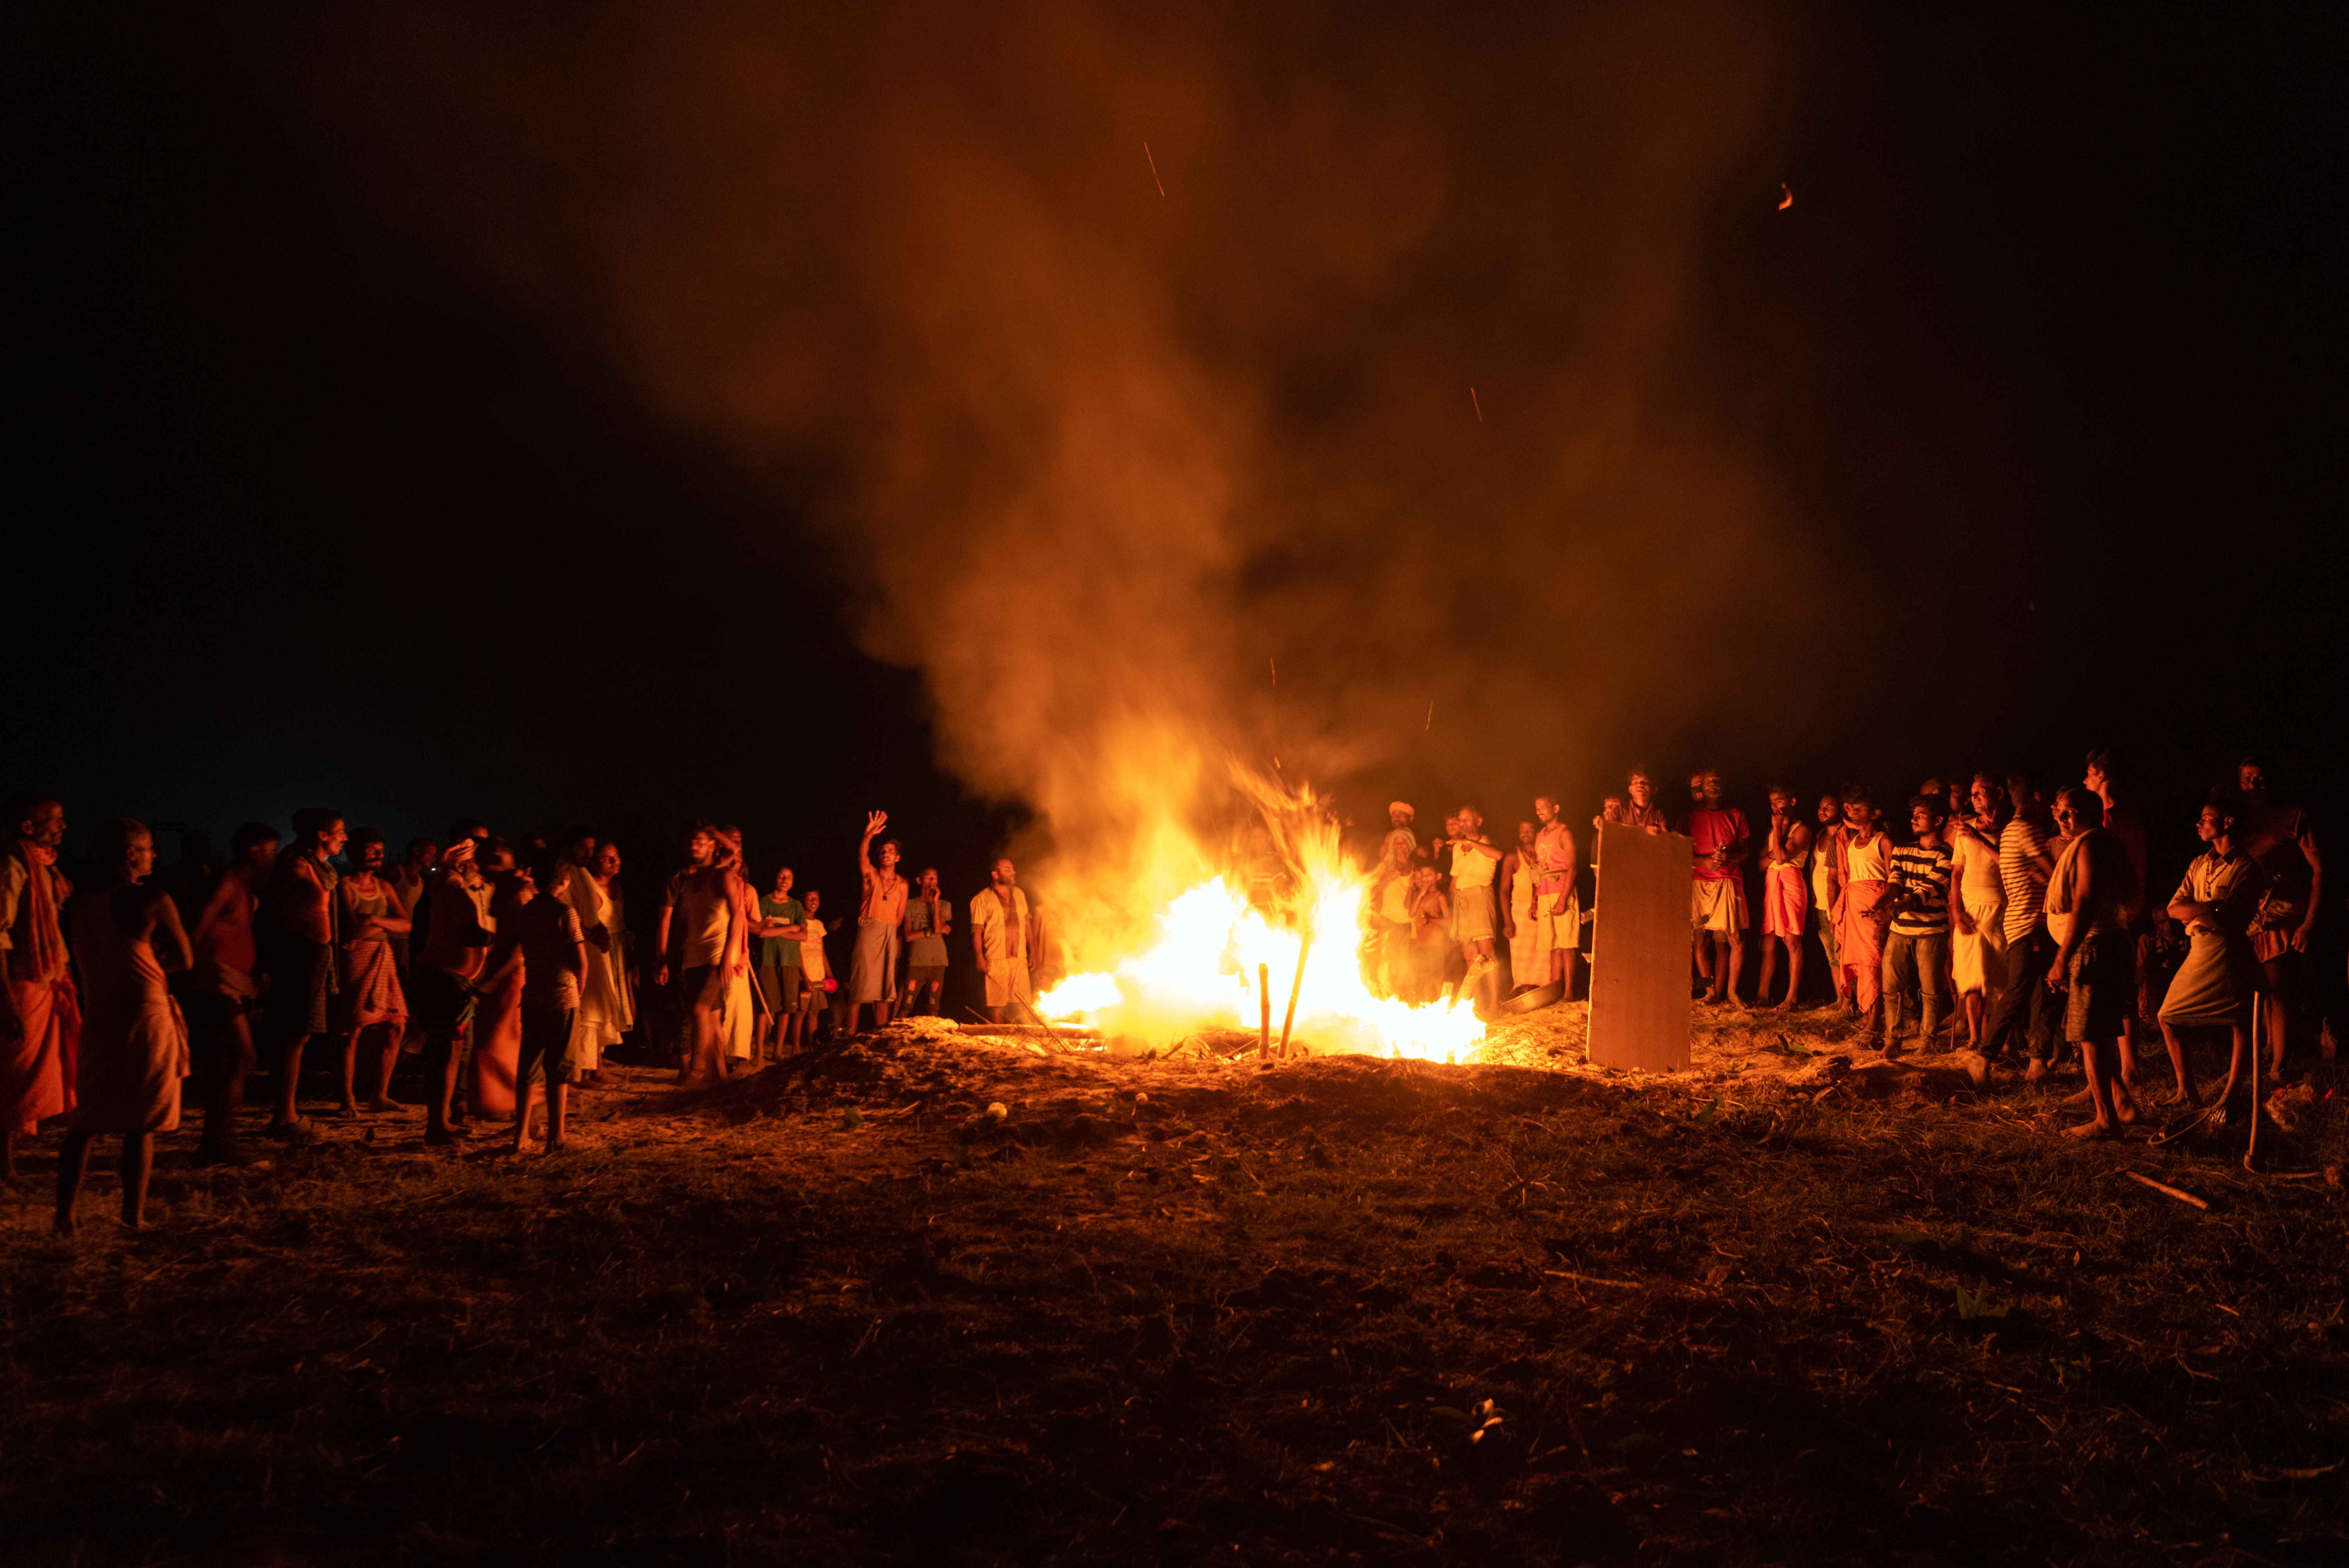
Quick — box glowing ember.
[1032,777,1485,1062]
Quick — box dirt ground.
[2,1005,2344,1566]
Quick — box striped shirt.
[1888,842,1952,936]
[1998,816,2052,943]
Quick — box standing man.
[846,811,907,1034]
[412,837,496,1145]
[1447,808,1506,1001]
[1880,796,1954,1053]
[752,866,808,1057]
[900,867,952,1017]
[182,822,278,1164]
[387,837,436,982]
[1532,796,1581,1001]
[2236,756,2323,1073]
[2046,786,2144,1137]
[1838,786,1896,1046]
[1984,771,2060,1078]
[1811,792,1850,1012]
[258,807,346,1139]
[972,858,1038,1024]
[3,793,77,1183]
[2083,749,2153,1084]
[1757,784,1813,1010]
[1684,771,1751,1006]
[1379,802,1419,877]
[654,823,748,1086]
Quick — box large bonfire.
[1030,772,1486,1062]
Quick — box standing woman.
[569,838,635,1086]
[56,820,190,1234]
[1757,784,1812,1009]
[1947,773,2010,1050]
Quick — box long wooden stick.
[2245,1003,2262,1173]
[1279,929,1310,1056]
[2123,1169,2211,1210]
[1258,963,1271,1058]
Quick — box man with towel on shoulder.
[973,857,1038,1024]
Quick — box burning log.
[1279,928,1310,1056]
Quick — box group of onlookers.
[1361,752,2330,1140]
[3,794,1053,1231]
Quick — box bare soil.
[3,1007,2344,1566]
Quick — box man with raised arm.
[846,811,907,1034]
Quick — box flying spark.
[1778,182,1793,210]
[1470,386,1483,422]
[1269,656,1276,685]
[1144,141,1167,198]
[1426,700,1434,730]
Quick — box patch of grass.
[3,1025,2346,1565]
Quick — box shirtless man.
[2236,756,2323,1073]
[1812,793,1850,1011]
[2046,786,2143,1138]
[1532,796,1581,999]
[3,793,75,1183]
[973,858,1040,1024]
[182,822,278,1162]
[258,808,346,1138]
[413,837,497,1145]
[1756,784,1813,1010]
[655,822,752,1086]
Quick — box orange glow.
[1032,771,1485,1062]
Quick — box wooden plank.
[1587,821,1691,1072]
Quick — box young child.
[1406,866,1451,1005]
[796,888,835,1040]
[1880,796,1953,1054]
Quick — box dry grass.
[2,1010,2344,1565]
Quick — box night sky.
[10,5,2342,910]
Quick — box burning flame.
[1032,772,1486,1062]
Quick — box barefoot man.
[2156,796,2266,1111]
[2046,786,2145,1137]
[1447,809,1506,1002]
[413,837,497,1145]
[846,811,907,1034]
[1532,796,1581,1001]
[3,793,77,1184]
[973,858,1038,1025]
[1686,772,1751,1006]
[258,808,346,1138]
[1757,784,1812,1009]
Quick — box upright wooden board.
[1587,821,1691,1073]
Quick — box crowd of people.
[1361,753,2329,1140]
[2,798,1051,1232]
[2,748,2332,1231]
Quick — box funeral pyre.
[1031,773,1485,1061]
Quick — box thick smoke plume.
[315,1,1795,948]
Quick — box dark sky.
[8,4,2342,906]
